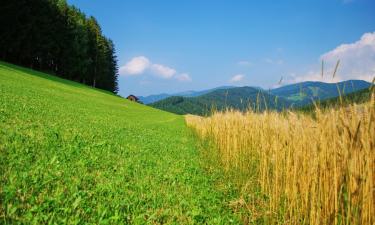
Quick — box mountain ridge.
[149,86,291,115]
[149,80,371,115]
[270,79,371,106]
[138,86,235,104]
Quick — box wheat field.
[186,94,375,224]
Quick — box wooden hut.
[126,95,140,103]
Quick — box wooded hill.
[299,87,374,112]
[0,0,118,93]
[270,80,371,107]
[149,80,371,115]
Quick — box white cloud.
[230,74,245,82]
[320,32,375,82]
[119,56,150,75]
[237,61,252,66]
[150,64,176,79]
[120,56,188,81]
[176,73,192,82]
[289,32,375,83]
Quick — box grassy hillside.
[149,87,290,115]
[0,62,239,224]
[270,80,371,106]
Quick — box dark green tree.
[0,0,119,93]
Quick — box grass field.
[187,99,375,224]
[0,62,240,224]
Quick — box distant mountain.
[149,87,290,115]
[137,93,170,104]
[138,86,235,104]
[270,80,371,106]
[148,80,372,116]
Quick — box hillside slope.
[0,62,239,223]
[150,87,290,115]
[299,87,374,112]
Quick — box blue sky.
[67,0,375,97]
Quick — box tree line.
[0,0,118,93]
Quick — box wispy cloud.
[237,61,252,66]
[176,73,192,82]
[264,58,284,65]
[230,74,245,82]
[119,56,191,82]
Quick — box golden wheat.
[186,95,375,225]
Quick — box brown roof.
[127,95,139,100]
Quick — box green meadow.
[0,62,239,224]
